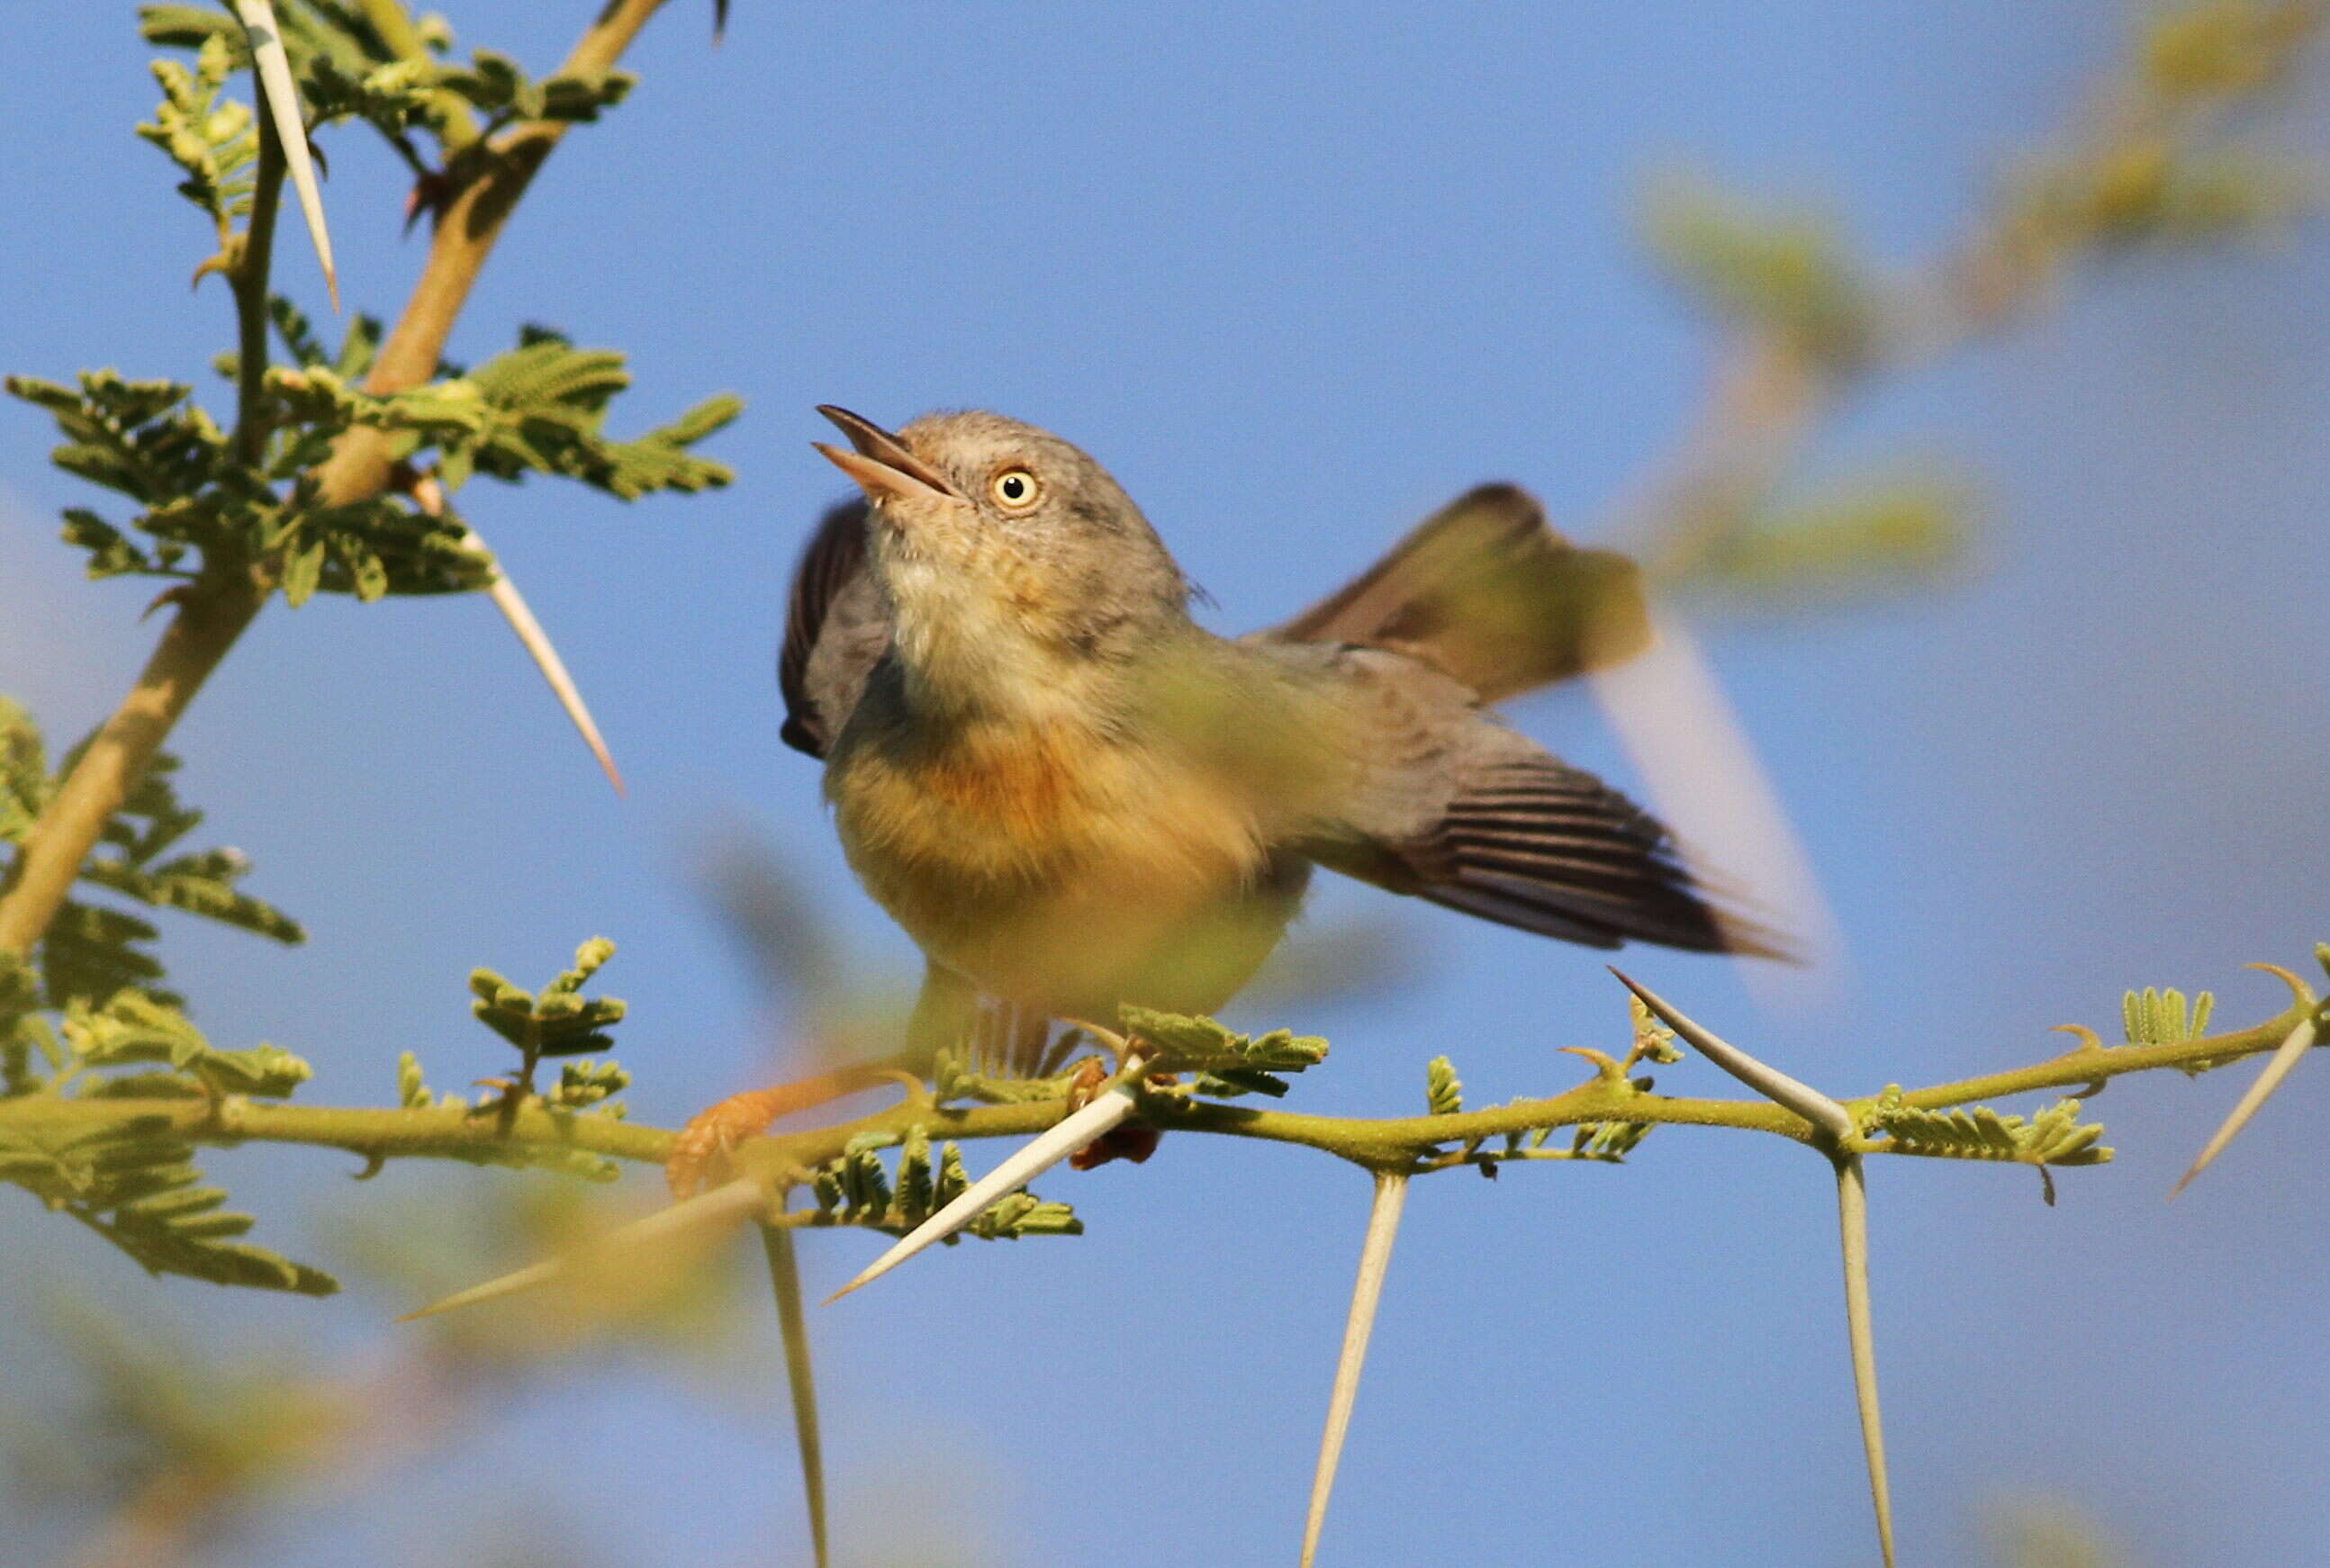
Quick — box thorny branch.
[2,986,2314,1187]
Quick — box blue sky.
[5,3,2329,1565]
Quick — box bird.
[796,405,1779,1042]
[665,404,1783,1194]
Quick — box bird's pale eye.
[989,467,1042,512]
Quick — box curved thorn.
[396,1176,766,1321]
[231,0,339,311]
[1299,1172,1408,1568]
[824,1058,1145,1304]
[2172,1014,2320,1198]
[2244,961,2317,1009]
[2049,1023,2108,1053]
[759,1221,829,1568]
[1835,1155,1897,1568]
[1609,969,1854,1141]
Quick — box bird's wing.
[1255,483,1650,701]
[779,498,892,758]
[1281,645,1789,957]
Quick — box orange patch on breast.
[831,714,1278,1006]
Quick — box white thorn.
[824,1059,1145,1304]
[1299,1172,1407,1568]
[396,1176,766,1321]
[1835,1155,1897,1568]
[483,558,626,795]
[413,477,625,797]
[2173,1013,2319,1196]
[1612,969,1855,1141]
[232,0,339,311]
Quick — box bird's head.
[812,406,1191,710]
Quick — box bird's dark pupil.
[1003,476,1025,498]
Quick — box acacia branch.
[5,993,2313,1185]
[0,0,670,960]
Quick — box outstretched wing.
[1280,644,1790,958]
[779,498,891,758]
[1259,483,1649,702]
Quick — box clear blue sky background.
[5,4,2329,1565]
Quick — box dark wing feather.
[1413,760,1789,956]
[1278,644,1789,959]
[778,498,891,758]
[1260,483,1649,701]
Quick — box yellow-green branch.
[5,996,2311,1185]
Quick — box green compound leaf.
[1645,174,1878,366]
[0,1114,334,1294]
[801,1131,1082,1241]
[1121,1006,1329,1100]
[466,939,628,1062]
[2,702,303,1011]
[135,35,257,230]
[1865,1087,2111,1167]
[2122,986,2215,1045]
[1425,1056,1464,1116]
[62,991,312,1099]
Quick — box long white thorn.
[412,477,625,796]
[1298,1172,1408,1568]
[760,1221,830,1568]
[483,556,627,795]
[1834,1155,1897,1568]
[232,0,339,311]
[2172,1013,2320,1197]
[1610,969,1855,1141]
[823,1058,1146,1304]
[396,1176,766,1321]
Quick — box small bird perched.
[781,406,1782,1076]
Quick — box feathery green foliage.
[1865,1088,2112,1167]
[1122,1005,1330,1099]
[1,702,301,1011]
[137,35,261,237]
[802,1130,1082,1240]
[4,5,2324,1565]
[14,7,735,611]
[0,987,330,1293]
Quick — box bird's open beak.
[812,405,963,503]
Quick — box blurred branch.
[1615,0,2323,590]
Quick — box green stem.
[231,85,286,468]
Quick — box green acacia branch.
[0,0,671,961]
[5,994,2313,1188]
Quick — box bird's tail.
[1259,484,1649,701]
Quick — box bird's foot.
[665,1065,901,1197]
